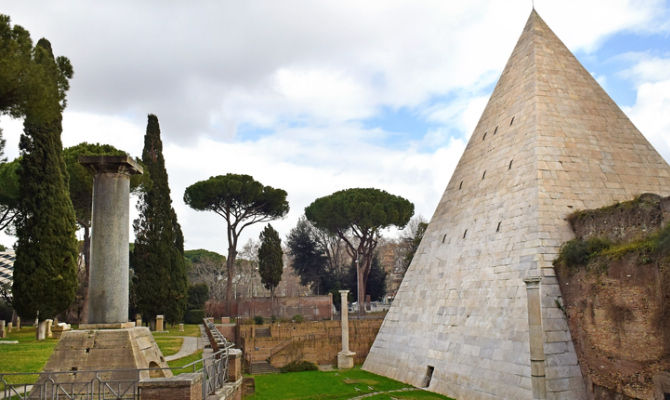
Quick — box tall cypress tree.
[12,38,78,319]
[258,224,283,311]
[132,115,187,324]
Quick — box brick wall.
[237,319,382,368]
[207,295,333,321]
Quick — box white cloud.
[1,0,669,253]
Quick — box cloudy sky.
[1,1,670,254]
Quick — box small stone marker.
[7,322,12,332]
[45,319,53,338]
[15,316,20,330]
[136,314,142,327]
[36,320,46,341]
[0,320,5,338]
[179,323,184,332]
[155,315,164,332]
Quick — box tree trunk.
[226,248,236,316]
[357,264,366,316]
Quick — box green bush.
[280,360,318,373]
[292,314,304,323]
[184,309,205,324]
[558,237,611,267]
[253,315,264,325]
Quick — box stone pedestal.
[80,155,142,325]
[337,290,356,369]
[156,315,164,332]
[34,327,172,398]
[179,323,184,332]
[136,314,142,327]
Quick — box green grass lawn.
[154,336,184,356]
[167,349,204,372]
[246,367,454,400]
[151,323,201,337]
[0,327,60,385]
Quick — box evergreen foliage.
[187,283,209,310]
[258,224,283,300]
[183,173,289,314]
[345,253,387,301]
[12,35,77,319]
[286,217,329,292]
[132,115,188,323]
[0,158,20,232]
[305,188,413,314]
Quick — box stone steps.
[250,361,279,375]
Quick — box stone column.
[15,316,20,330]
[156,315,164,332]
[524,276,547,400]
[135,314,142,327]
[80,156,142,326]
[337,290,355,369]
[0,320,5,338]
[7,322,12,333]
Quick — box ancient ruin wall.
[555,195,670,399]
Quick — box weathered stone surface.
[80,156,142,325]
[39,327,170,380]
[363,9,670,400]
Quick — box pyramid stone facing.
[364,10,670,400]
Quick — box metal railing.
[0,344,234,400]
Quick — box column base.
[337,351,356,369]
[79,321,136,329]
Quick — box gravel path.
[165,336,199,361]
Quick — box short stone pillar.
[138,373,202,400]
[36,320,47,341]
[15,316,20,330]
[136,314,142,327]
[80,156,142,325]
[0,320,5,338]
[45,319,53,338]
[227,348,243,382]
[155,315,164,332]
[524,276,547,400]
[7,322,12,333]
[337,290,355,369]
[179,323,184,332]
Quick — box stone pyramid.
[364,10,670,400]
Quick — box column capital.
[523,276,542,287]
[79,155,143,175]
[339,290,350,296]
